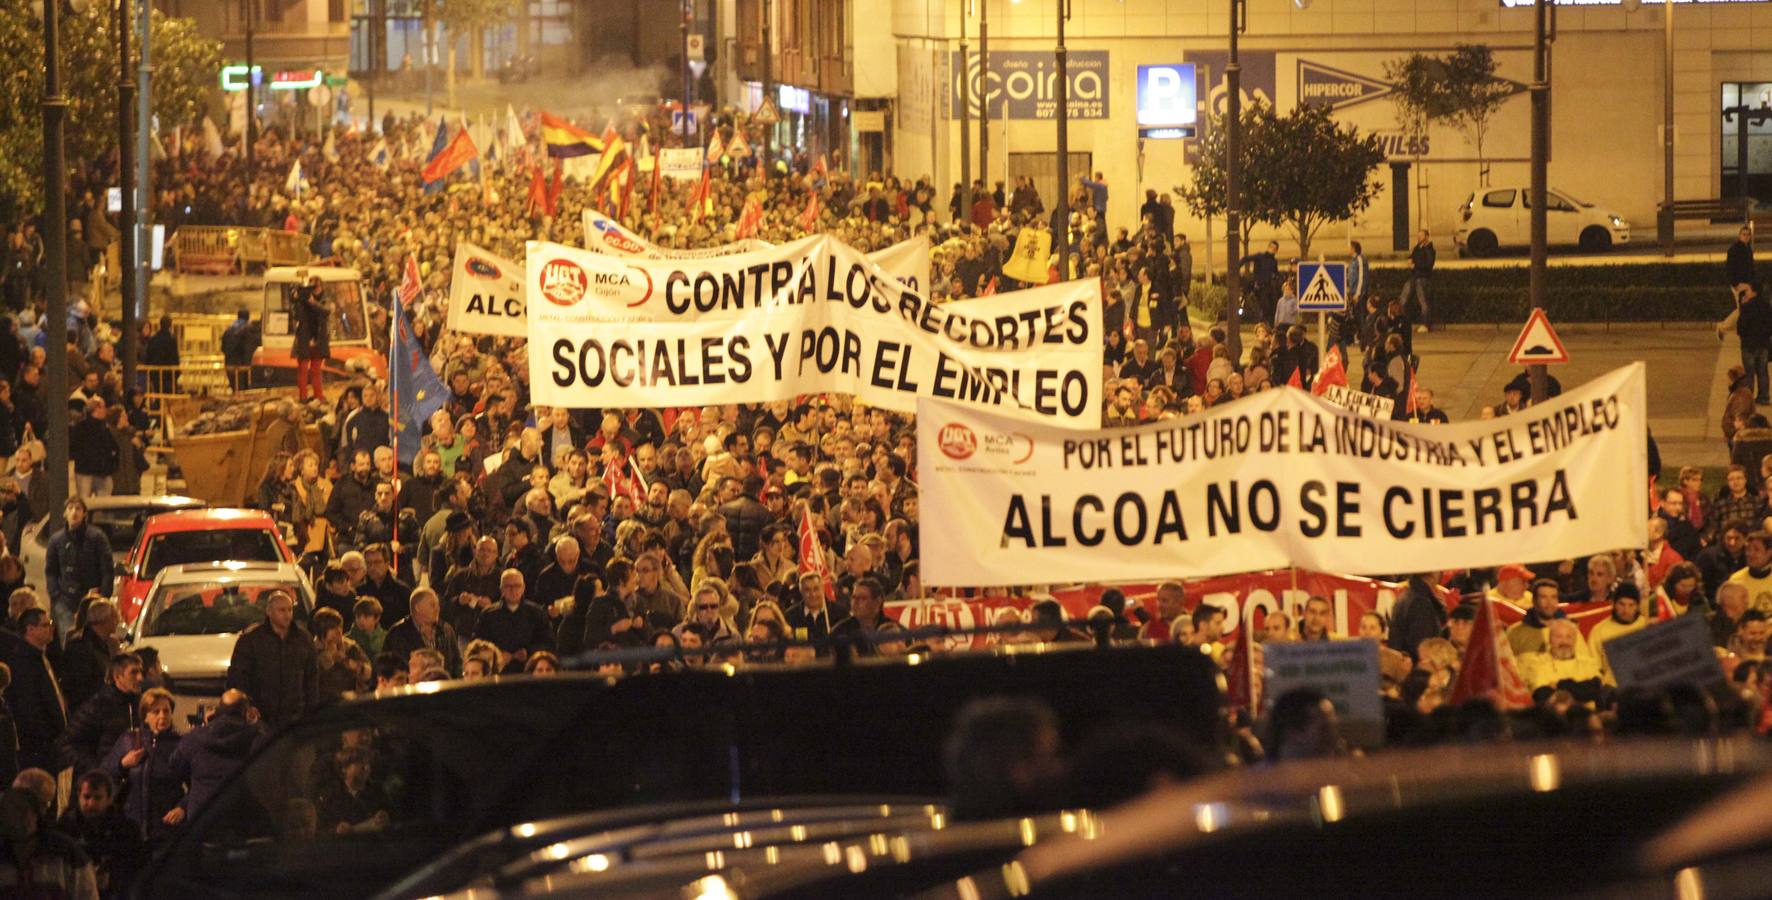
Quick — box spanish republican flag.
[540,112,604,159]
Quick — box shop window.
[1721,83,1772,203]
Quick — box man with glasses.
[634,555,685,631]
[2,607,67,771]
[473,569,554,670]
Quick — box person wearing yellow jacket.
[1588,593,1650,686]
[1520,619,1604,704]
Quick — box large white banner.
[917,363,1648,586]
[445,243,526,337]
[526,234,1103,421]
[581,209,932,292]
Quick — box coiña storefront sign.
[947,50,1110,120]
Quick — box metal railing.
[172,226,311,274]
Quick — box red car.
[114,509,297,624]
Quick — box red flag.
[690,166,711,224]
[1224,632,1258,716]
[797,505,837,603]
[600,453,644,503]
[421,125,479,184]
[797,194,821,232]
[735,197,764,239]
[648,149,664,216]
[979,276,998,296]
[618,157,636,220]
[397,254,422,307]
[1449,595,1533,710]
[1405,364,1420,418]
[812,152,829,181]
[1286,366,1302,389]
[525,165,549,217]
[1313,345,1349,396]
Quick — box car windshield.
[143,580,302,636]
[142,529,282,580]
[92,504,199,560]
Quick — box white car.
[1455,186,1631,256]
[127,560,314,721]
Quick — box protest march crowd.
[0,99,1767,895]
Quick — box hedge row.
[1163,261,1735,325]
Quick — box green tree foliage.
[1385,44,1517,185]
[0,6,221,215]
[1180,103,1386,259]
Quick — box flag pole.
[389,301,398,566]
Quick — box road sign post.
[1297,260,1348,373]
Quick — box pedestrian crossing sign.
[1297,262,1348,312]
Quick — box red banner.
[888,569,1417,651]
[884,573,1623,652]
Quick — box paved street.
[1412,322,1732,468]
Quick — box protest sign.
[1263,639,1384,747]
[1003,228,1052,285]
[918,363,1648,585]
[526,234,1102,420]
[659,147,704,181]
[1319,383,1395,419]
[445,243,526,337]
[1603,615,1725,691]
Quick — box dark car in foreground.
[136,643,1220,899]
[445,738,1772,900]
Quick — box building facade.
[887,0,1772,254]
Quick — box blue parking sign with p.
[1296,262,1348,312]
[1137,64,1197,136]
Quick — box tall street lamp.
[1054,0,1070,281]
[35,0,77,518]
[1223,0,1245,369]
[117,0,138,388]
[1528,0,1550,403]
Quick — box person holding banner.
[290,272,331,402]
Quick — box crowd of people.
[0,99,1764,895]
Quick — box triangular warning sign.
[1507,308,1569,365]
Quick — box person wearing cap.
[1487,564,1534,607]
[1444,603,1478,653]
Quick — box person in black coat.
[168,689,264,821]
[57,603,118,718]
[291,273,331,402]
[2,608,65,772]
[142,314,180,396]
[224,591,318,728]
[472,569,555,667]
[57,769,146,897]
[382,588,462,678]
[718,475,772,562]
[581,559,649,650]
[101,688,185,845]
[69,398,119,497]
[60,653,141,777]
[45,497,113,634]
[1736,283,1772,404]
[1387,574,1446,662]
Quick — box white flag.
[202,116,224,159]
[505,104,526,159]
[285,159,306,195]
[323,128,338,163]
[369,138,390,171]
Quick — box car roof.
[152,560,303,585]
[141,508,279,533]
[81,494,203,512]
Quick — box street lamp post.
[1660,0,1674,255]
[1054,0,1070,281]
[1529,0,1550,404]
[978,0,988,200]
[244,0,256,173]
[761,0,773,167]
[135,0,150,335]
[959,0,972,227]
[118,0,138,388]
[1223,0,1244,369]
[682,0,693,141]
[39,0,73,518]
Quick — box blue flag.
[389,304,446,466]
[422,120,450,195]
